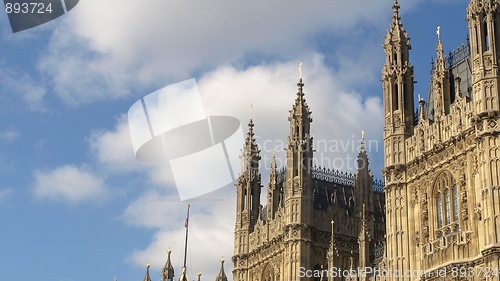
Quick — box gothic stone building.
[232,0,500,280]
[231,76,386,279]
[381,0,500,280]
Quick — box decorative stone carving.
[423,226,429,238]
[475,203,482,221]
[462,209,468,221]
[422,210,428,221]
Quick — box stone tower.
[232,73,386,281]
[381,0,414,276]
[380,0,500,279]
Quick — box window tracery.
[434,171,460,238]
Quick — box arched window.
[434,171,459,238]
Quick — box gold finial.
[361,130,365,142]
[188,204,190,209]
[299,62,303,79]
[221,256,225,263]
[146,263,150,269]
[437,26,441,39]
[198,272,202,277]
[168,247,172,254]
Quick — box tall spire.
[435,26,445,73]
[235,104,262,237]
[290,63,312,124]
[330,220,336,252]
[355,132,373,215]
[285,63,313,225]
[215,257,228,281]
[242,105,260,174]
[431,26,451,119]
[143,264,152,281]
[162,247,175,281]
[267,150,280,220]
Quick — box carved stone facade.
[382,0,500,280]
[232,78,386,281]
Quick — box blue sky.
[0,0,470,280]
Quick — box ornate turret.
[285,64,313,224]
[431,27,452,122]
[233,109,262,280]
[467,0,500,114]
[266,151,281,220]
[381,1,413,278]
[162,247,175,281]
[235,108,262,230]
[382,0,415,165]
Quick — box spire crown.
[385,0,410,48]
[436,26,444,56]
[290,64,312,123]
[143,263,152,281]
[215,257,228,281]
[360,130,366,153]
[162,247,175,280]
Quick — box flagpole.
[183,204,190,270]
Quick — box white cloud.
[36,0,421,105]
[125,188,235,280]
[197,54,384,173]
[88,114,146,174]
[0,188,15,202]
[0,126,20,142]
[0,64,47,111]
[33,164,110,205]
